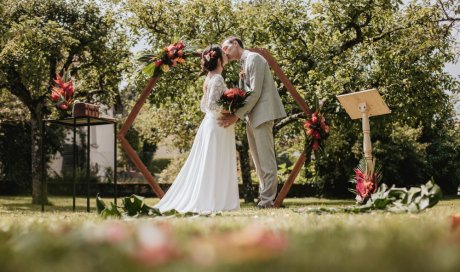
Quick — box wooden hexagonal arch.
[117,48,311,207]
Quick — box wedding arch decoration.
[117,42,317,207]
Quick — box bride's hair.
[201,45,223,72]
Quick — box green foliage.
[0,0,131,201]
[426,123,460,194]
[157,153,188,184]
[122,0,459,196]
[96,194,201,218]
[366,179,443,213]
[299,179,442,214]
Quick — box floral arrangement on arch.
[303,98,330,152]
[139,40,194,78]
[50,72,74,111]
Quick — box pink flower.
[133,223,180,266]
[312,130,321,139]
[51,91,60,102]
[65,84,74,99]
[354,169,378,201]
[60,103,68,110]
[167,44,175,52]
[304,120,312,129]
[450,214,460,232]
[104,222,130,243]
[311,112,318,124]
[175,42,185,50]
[312,140,319,151]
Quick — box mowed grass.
[1,195,460,272]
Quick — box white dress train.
[154,74,240,213]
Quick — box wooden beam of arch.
[118,48,311,206]
[117,76,165,198]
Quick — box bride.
[154,45,240,213]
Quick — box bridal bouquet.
[217,88,252,114]
[50,72,74,111]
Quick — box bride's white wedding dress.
[154,74,240,213]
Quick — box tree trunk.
[236,133,255,203]
[31,102,48,204]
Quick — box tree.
[0,0,130,203]
[123,0,460,197]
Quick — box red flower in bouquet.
[349,158,381,204]
[50,73,74,111]
[354,168,378,201]
[304,110,329,152]
[139,40,192,78]
[217,88,252,113]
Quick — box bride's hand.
[218,114,239,128]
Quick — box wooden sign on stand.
[337,89,391,172]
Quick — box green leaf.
[101,203,122,218]
[96,194,106,215]
[142,62,157,78]
[122,195,145,216]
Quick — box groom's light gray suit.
[235,50,286,207]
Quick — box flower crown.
[203,49,216,62]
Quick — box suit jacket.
[235,50,286,128]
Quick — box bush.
[0,122,31,194]
[157,153,188,184]
[373,123,430,187]
[426,125,460,195]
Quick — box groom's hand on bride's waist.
[218,113,239,128]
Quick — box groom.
[219,36,286,208]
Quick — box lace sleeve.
[206,75,227,112]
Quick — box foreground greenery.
[1,196,460,272]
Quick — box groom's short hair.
[224,36,244,49]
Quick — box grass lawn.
[1,195,460,272]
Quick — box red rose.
[60,103,68,110]
[155,60,162,67]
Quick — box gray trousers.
[246,120,277,207]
